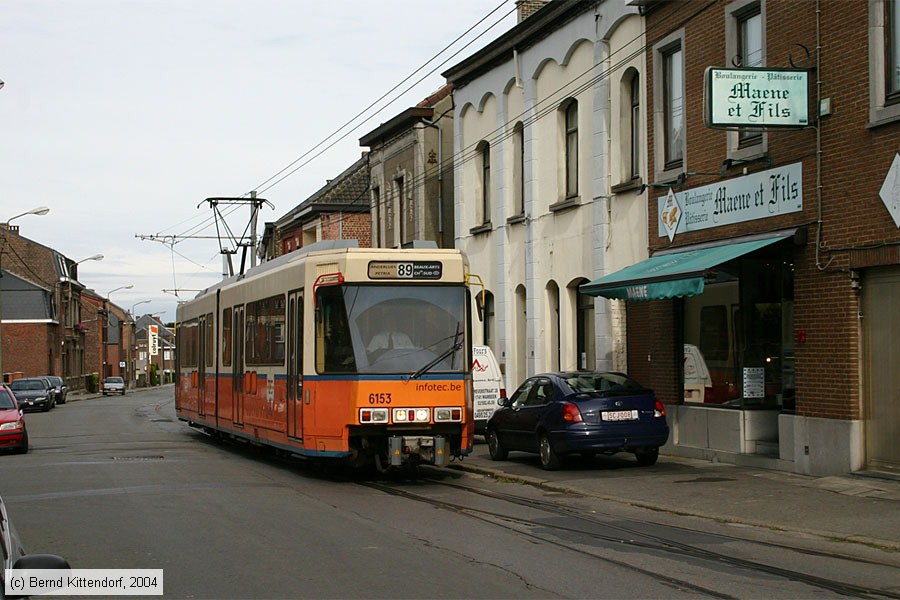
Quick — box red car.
[0,384,28,454]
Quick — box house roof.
[0,270,53,321]
[359,83,453,148]
[274,155,370,229]
[442,0,597,87]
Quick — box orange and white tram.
[175,242,477,469]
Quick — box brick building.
[260,155,370,261]
[0,224,110,390]
[582,0,900,476]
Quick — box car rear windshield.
[106,378,124,384]
[10,380,44,391]
[565,373,644,394]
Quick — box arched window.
[512,122,525,216]
[477,140,491,225]
[629,74,641,180]
[575,279,595,371]
[564,101,578,197]
[482,291,495,347]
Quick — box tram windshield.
[316,284,467,375]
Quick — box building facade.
[360,84,456,249]
[583,0,900,476]
[0,224,111,390]
[261,155,371,262]
[444,0,646,390]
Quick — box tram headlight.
[392,408,430,423]
[359,408,389,424]
[434,407,462,422]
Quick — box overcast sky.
[1,1,517,320]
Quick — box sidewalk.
[452,441,900,555]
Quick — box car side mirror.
[499,397,513,408]
[13,553,70,570]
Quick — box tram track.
[360,476,900,599]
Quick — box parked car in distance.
[1,493,70,594]
[8,377,56,412]
[102,376,126,395]
[472,345,505,434]
[0,384,28,454]
[486,371,669,470]
[43,375,68,404]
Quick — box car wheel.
[635,447,659,466]
[487,428,508,461]
[538,433,562,471]
[16,434,28,455]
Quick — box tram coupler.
[389,435,448,467]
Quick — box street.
[2,387,899,599]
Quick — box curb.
[448,461,900,555]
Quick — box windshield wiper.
[410,339,463,380]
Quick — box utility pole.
[136,193,272,282]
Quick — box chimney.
[516,0,549,23]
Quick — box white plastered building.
[443,0,648,390]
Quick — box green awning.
[580,236,786,301]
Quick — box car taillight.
[562,402,583,423]
[654,400,666,418]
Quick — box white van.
[683,343,712,403]
[472,346,505,434]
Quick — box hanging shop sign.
[705,67,810,129]
[878,152,900,228]
[657,162,803,238]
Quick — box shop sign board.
[705,67,809,129]
[657,162,803,238]
[743,367,765,399]
[878,152,900,228]
[149,324,159,357]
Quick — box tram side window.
[181,319,199,368]
[245,295,286,366]
[205,312,214,368]
[222,308,232,367]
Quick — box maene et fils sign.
[658,163,803,240]
[705,67,810,129]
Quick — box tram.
[175,241,477,470]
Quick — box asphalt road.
[2,388,898,599]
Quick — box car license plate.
[601,409,638,421]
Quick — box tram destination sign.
[368,261,443,280]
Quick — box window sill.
[611,178,643,194]
[506,214,526,225]
[550,197,579,213]
[469,222,492,235]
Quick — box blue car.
[485,371,669,470]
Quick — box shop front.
[583,229,800,467]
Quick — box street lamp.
[5,206,50,224]
[77,254,104,264]
[131,299,151,318]
[0,206,51,380]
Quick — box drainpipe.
[420,118,443,247]
[421,102,454,248]
[814,0,832,271]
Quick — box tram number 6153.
[369,393,392,404]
